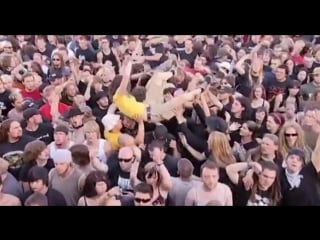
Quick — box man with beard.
[65,107,86,144]
[48,125,74,158]
[92,92,109,121]
[0,119,35,179]
[23,108,54,145]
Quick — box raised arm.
[117,60,132,95]
[134,116,145,146]
[311,130,320,172]
[226,162,250,185]
[235,54,250,75]
[152,149,172,191]
[130,147,142,188]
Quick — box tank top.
[49,141,74,158]
[152,188,166,206]
[101,50,119,73]
[49,168,82,206]
[84,139,108,164]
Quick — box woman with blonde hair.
[278,122,312,164]
[207,131,236,168]
[83,121,112,164]
[235,52,264,96]
[0,74,15,92]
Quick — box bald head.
[177,158,194,178]
[118,134,135,147]
[118,147,134,159]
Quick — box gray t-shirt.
[168,177,202,206]
[2,172,23,199]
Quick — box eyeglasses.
[134,198,151,203]
[52,58,60,62]
[285,133,298,137]
[118,158,132,163]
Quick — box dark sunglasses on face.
[134,198,151,203]
[52,58,60,62]
[118,158,132,163]
[285,133,298,137]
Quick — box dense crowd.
[0,35,319,206]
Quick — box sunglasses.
[134,198,151,203]
[118,158,132,163]
[285,133,298,137]
[52,58,60,61]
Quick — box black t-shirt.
[0,90,12,117]
[19,159,55,182]
[37,44,55,59]
[92,107,108,121]
[108,160,132,192]
[75,48,96,63]
[24,123,54,145]
[22,188,67,206]
[178,50,198,67]
[280,163,320,206]
[231,178,274,206]
[263,77,291,101]
[0,135,36,179]
[107,35,124,49]
[144,43,168,69]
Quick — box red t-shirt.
[21,88,42,101]
[39,103,71,122]
[292,54,304,65]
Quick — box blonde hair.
[208,131,235,168]
[248,57,263,86]
[144,162,161,187]
[1,74,13,83]
[73,95,86,107]
[83,121,101,139]
[279,122,306,160]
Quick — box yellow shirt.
[104,131,121,150]
[113,92,145,119]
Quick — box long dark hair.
[0,119,14,143]
[235,96,252,121]
[250,161,282,206]
[281,80,301,111]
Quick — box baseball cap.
[66,107,84,119]
[102,114,120,131]
[206,116,228,133]
[219,61,232,73]
[154,125,168,140]
[54,125,69,135]
[23,108,40,121]
[287,148,306,164]
[22,98,36,110]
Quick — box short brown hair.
[23,140,47,163]
[177,158,194,178]
[69,144,90,166]
[200,160,219,175]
